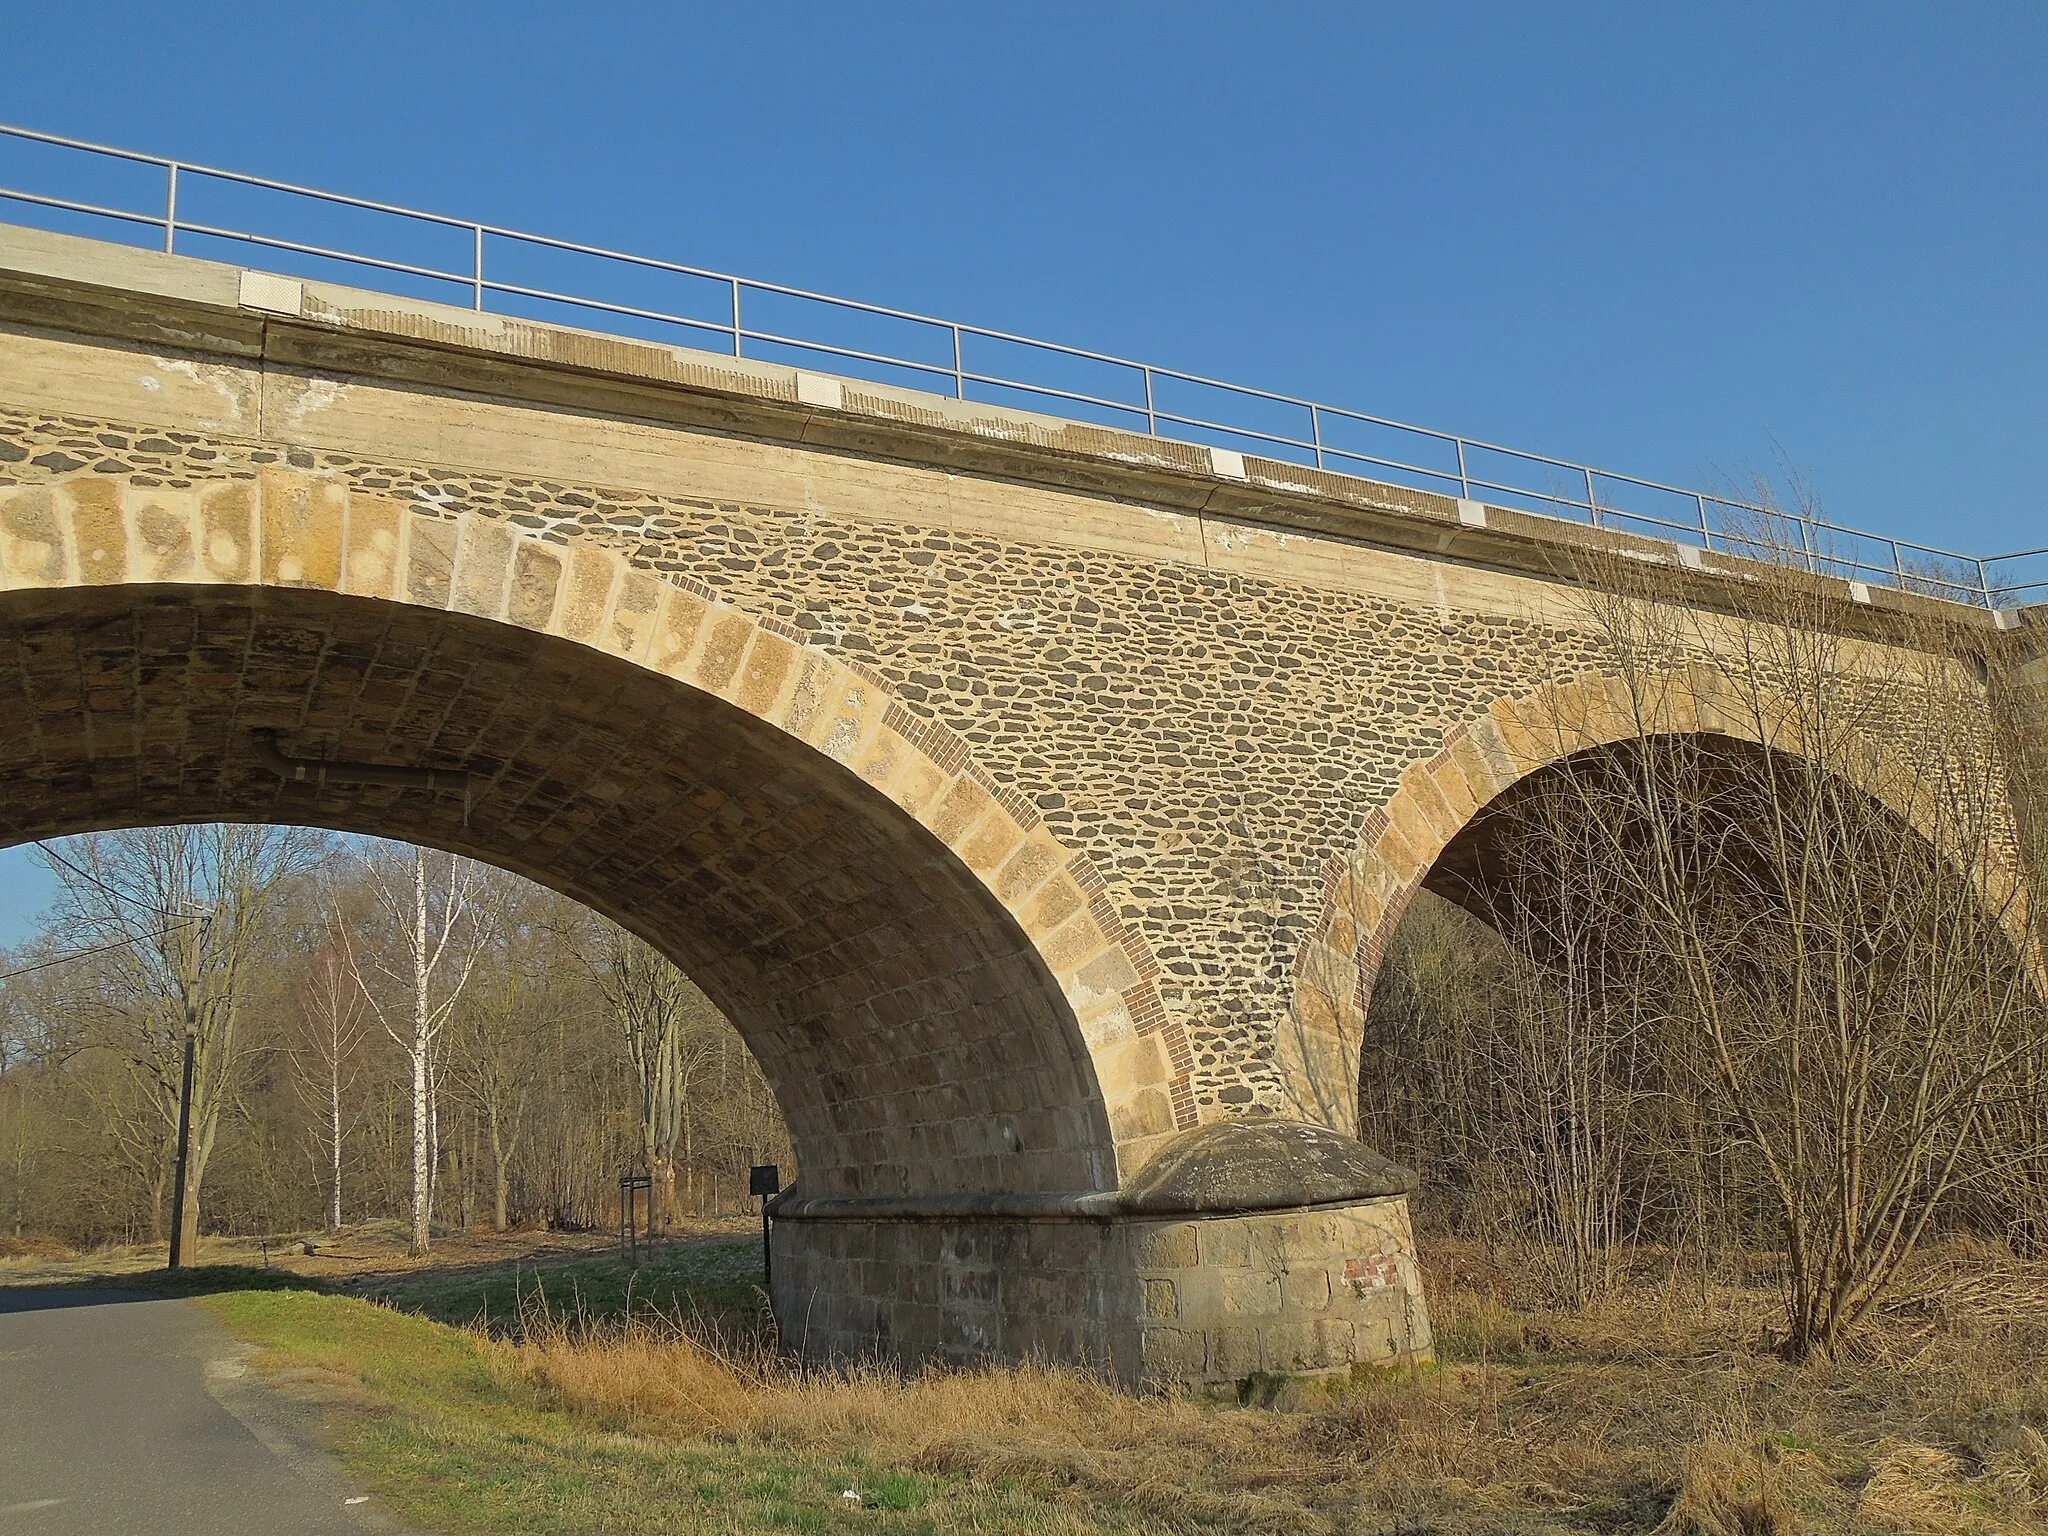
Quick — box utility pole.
[167,911,209,1271]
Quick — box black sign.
[749,1163,781,1197]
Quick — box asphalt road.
[0,1288,395,1534]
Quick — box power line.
[34,840,197,922]
[0,918,199,986]
[34,840,166,917]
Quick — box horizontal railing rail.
[0,121,2037,612]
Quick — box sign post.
[619,1170,652,1262]
[749,1163,780,1318]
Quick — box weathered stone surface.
[0,231,2026,1387]
[1115,1120,1417,1214]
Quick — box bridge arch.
[1285,669,2033,1133]
[0,448,1430,1385]
[0,467,1194,1198]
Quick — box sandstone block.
[341,493,404,598]
[1207,1324,1261,1380]
[649,587,709,674]
[1260,1319,1330,1373]
[0,487,63,587]
[689,610,753,693]
[1143,1279,1177,1319]
[61,479,126,585]
[452,517,514,617]
[608,569,665,661]
[129,485,199,582]
[1137,1223,1198,1271]
[1140,1325,1206,1379]
[258,470,344,588]
[506,539,563,628]
[201,483,255,582]
[404,511,456,606]
[1282,1267,1331,1312]
[1197,1221,1250,1270]
[732,631,797,715]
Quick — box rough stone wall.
[1130,1199,1430,1383]
[773,1197,1430,1387]
[0,403,1616,1123]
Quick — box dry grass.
[479,1238,2048,1534]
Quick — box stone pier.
[771,1122,1431,1386]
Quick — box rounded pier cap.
[1117,1120,1418,1216]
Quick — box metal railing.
[1,121,2041,611]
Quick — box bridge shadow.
[0,1266,326,1314]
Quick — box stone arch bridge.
[2,224,2041,1386]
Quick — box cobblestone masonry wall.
[0,403,1616,1127]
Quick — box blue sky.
[1,2,2044,945]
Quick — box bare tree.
[289,937,369,1232]
[1361,878,1657,1303]
[38,826,325,1256]
[1529,551,2046,1356]
[1362,512,2048,1352]
[445,875,564,1232]
[584,921,725,1232]
[0,952,88,1240]
[340,844,485,1257]
[3,832,789,1247]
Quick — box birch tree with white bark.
[290,938,369,1232]
[341,844,486,1256]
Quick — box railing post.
[1310,404,1324,470]
[953,325,965,402]
[1978,558,1993,610]
[1455,438,1471,500]
[1143,367,1157,436]
[1583,466,1600,527]
[731,277,743,359]
[472,225,484,311]
[1695,493,1711,553]
[163,163,179,255]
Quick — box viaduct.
[2,222,2043,1387]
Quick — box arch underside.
[1289,672,2032,1134]
[0,581,1117,1199]
[1422,732,1854,937]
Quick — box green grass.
[347,1237,769,1339]
[204,1288,1160,1536]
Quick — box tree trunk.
[146,1162,168,1244]
[488,1104,510,1232]
[328,1045,344,1232]
[409,851,432,1258]
[642,1119,662,1235]
[176,1187,199,1259]
[651,1152,676,1235]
